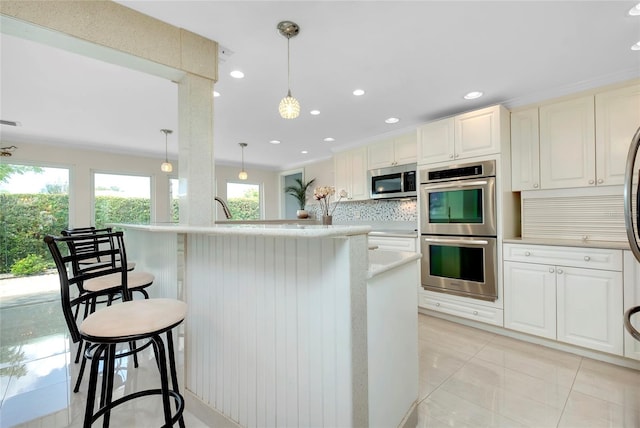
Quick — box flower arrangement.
[313,186,348,217]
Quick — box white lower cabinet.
[504,261,556,339]
[503,243,624,356]
[623,251,640,361]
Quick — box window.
[94,173,151,228]
[170,178,179,222]
[0,163,69,274]
[226,182,261,220]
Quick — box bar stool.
[61,228,154,385]
[45,231,186,427]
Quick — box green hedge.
[1,193,258,273]
[0,194,150,274]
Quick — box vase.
[322,215,333,225]
[296,209,309,219]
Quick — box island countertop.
[111,222,371,238]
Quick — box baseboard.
[185,389,241,428]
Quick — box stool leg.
[151,335,173,427]
[166,330,185,428]
[102,344,116,428]
[74,342,90,393]
[84,344,105,428]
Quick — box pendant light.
[160,129,173,173]
[277,21,300,119]
[238,142,248,180]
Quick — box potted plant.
[284,177,315,219]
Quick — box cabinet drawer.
[368,236,417,252]
[503,243,622,271]
[419,291,504,326]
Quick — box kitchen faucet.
[215,196,233,219]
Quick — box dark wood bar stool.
[45,231,186,427]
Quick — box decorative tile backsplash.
[308,199,417,222]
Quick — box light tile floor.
[1,280,640,427]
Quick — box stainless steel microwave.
[368,163,417,199]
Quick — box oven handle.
[422,237,489,245]
[420,180,488,190]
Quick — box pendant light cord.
[287,36,291,94]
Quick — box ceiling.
[1,1,639,171]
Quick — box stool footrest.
[89,388,184,426]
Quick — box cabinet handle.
[533,183,539,188]
[584,256,590,261]
[525,251,531,256]
[588,179,595,185]
[473,310,478,316]
[449,154,454,159]
[597,179,603,184]
[454,154,459,158]
[557,268,564,274]
[549,267,555,273]
[435,302,441,307]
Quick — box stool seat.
[84,271,154,293]
[81,298,186,340]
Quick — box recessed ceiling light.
[353,89,365,96]
[464,91,484,100]
[632,41,640,51]
[230,70,245,79]
[323,137,335,142]
[269,140,281,145]
[213,91,221,98]
[629,3,640,15]
[310,110,321,115]
[385,117,400,124]
[301,150,308,154]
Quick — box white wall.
[3,141,281,224]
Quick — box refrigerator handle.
[624,126,640,264]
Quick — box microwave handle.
[422,237,489,245]
[421,180,488,190]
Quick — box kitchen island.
[116,223,420,428]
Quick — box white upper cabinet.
[595,84,640,186]
[368,133,417,169]
[418,105,506,165]
[511,83,640,191]
[334,147,368,201]
[539,96,596,190]
[511,108,541,191]
[417,117,454,164]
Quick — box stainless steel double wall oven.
[420,160,498,301]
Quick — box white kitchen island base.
[118,224,420,428]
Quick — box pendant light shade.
[277,21,300,119]
[279,90,300,119]
[160,129,173,173]
[238,142,248,180]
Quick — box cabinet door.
[539,96,596,189]
[504,261,556,339]
[349,147,368,201]
[368,139,395,169]
[335,147,368,201]
[417,117,455,164]
[334,151,351,198]
[454,105,502,160]
[623,251,640,360]
[595,84,640,186]
[556,266,623,355]
[510,108,541,191]
[393,133,418,165]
